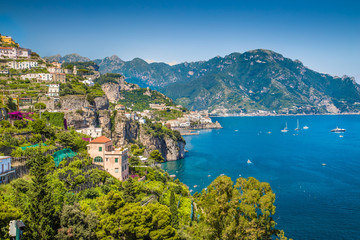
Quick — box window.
[106,158,108,161]
[115,168,119,173]
[94,156,103,162]
[99,147,102,152]
[115,158,118,163]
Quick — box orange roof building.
[87,136,129,181]
[90,136,112,144]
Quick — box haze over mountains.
[45,50,360,115]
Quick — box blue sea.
[162,115,360,240]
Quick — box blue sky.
[1,0,359,81]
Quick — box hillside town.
[0,33,220,185]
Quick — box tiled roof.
[90,136,111,144]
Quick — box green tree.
[6,97,17,111]
[0,120,11,128]
[34,102,46,110]
[122,178,136,203]
[191,176,284,240]
[0,194,22,239]
[147,203,178,240]
[169,190,179,229]
[30,119,46,134]
[23,149,60,239]
[149,150,165,163]
[14,120,27,129]
[56,204,98,240]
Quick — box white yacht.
[295,119,300,131]
[331,127,346,133]
[281,122,289,132]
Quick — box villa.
[87,136,129,181]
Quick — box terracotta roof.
[90,136,111,144]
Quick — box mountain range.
[45,50,360,115]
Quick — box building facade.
[87,136,129,181]
[21,73,53,81]
[76,127,102,138]
[52,73,66,83]
[0,156,15,184]
[0,47,16,58]
[8,61,38,70]
[0,35,15,44]
[47,84,60,97]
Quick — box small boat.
[247,159,252,164]
[339,135,344,138]
[190,189,193,193]
[295,119,300,131]
[208,174,211,177]
[322,163,327,166]
[303,126,309,130]
[235,130,238,132]
[220,173,224,176]
[331,127,346,133]
[267,131,272,134]
[193,185,198,188]
[281,122,289,132]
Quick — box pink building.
[87,136,129,181]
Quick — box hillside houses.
[7,61,38,69]
[0,47,31,59]
[21,73,53,81]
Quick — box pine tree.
[123,178,136,203]
[169,190,179,229]
[24,149,59,239]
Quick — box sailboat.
[295,119,300,131]
[281,122,288,132]
[303,125,309,130]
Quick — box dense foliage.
[117,88,174,112]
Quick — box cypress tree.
[24,149,59,239]
[170,190,179,228]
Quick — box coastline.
[210,112,360,118]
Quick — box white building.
[8,61,38,70]
[200,117,212,124]
[47,66,64,73]
[21,73,53,81]
[16,48,31,58]
[179,122,191,127]
[47,84,60,97]
[0,47,31,59]
[0,156,14,184]
[82,79,94,86]
[139,118,146,124]
[0,47,16,58]
[76,127,102,138]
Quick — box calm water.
[162,115,360,240]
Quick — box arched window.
[94,156,103,162]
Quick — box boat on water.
[303,126,309,130]
[281,122,289,132]
[295,119,300,131]
[331,127,346,133]
[322,163,327,166]
[247,159,252,164]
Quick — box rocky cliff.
[111,112,185,161]
[97,74,139,103]
[60,94,185,161]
